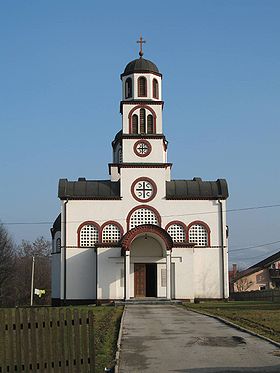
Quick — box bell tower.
[110,36,170,182]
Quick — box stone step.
[115,298,182,306]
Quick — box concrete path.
[119,305,280,373]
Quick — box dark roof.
[51,214,61,237]
[166,178,229,200]
[121,58,161,77]
[234,250,280,280]
[58,179,121,200]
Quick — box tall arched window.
[102,223,122,243]
[125,78,132,99]
[132,114,138,134]
[147,114,154,134]
[153,79,159,99]
[140,109,146,133]
[188,223,209,246]
[129,208,159,230]
[138,77,147,97]
[167,223,186,243]
[78,223,99,247]
[118,148,123,163]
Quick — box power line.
[2,202,280,226]
[233,250,280,261]
[229,240,280,252]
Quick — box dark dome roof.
[121,58,161,77]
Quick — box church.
[51,39,229,305]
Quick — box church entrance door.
[134,263,157,297]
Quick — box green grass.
[183,301,280,343]
[93,306,123,372]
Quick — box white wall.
[122,73,162,102]
[97,247,124,299]
[65,248,96,300]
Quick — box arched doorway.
[121,224,173,300]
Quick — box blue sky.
[1,0,279,268]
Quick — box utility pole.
[30,256,35,306]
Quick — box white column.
[125,251,131,300]
[166,251,171,299]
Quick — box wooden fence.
[0,307,95,372]
[232,289,280,302]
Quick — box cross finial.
[137,34,146,58]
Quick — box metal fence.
[232,289,280,302]
[0,307,95,372]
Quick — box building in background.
[234,251,280,292]
[51,41,229,305]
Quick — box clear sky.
[1,0,279,269]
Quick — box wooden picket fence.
[231,289,280,303]
[0,307,95,372]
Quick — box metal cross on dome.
[137,35,146,57]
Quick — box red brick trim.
[126,205,161,231]
[128,105,157,134]
[120,71,162,79]
[100,221,124,242]
[165,220,188,236]
[121,224,173,251]
[95,243,121,248]
[187,220,211,246]
[131,177,157,203]
[133,139,152,157]
[77,221,101,248]
[108,163,172,169]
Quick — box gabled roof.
[58,179,121,200]
[234,250,280,281]
[166,178,228,200]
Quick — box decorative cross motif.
[137,34,146,57]
[135,181,153,199]
[136,142,149,154]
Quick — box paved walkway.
[119,305,280,373]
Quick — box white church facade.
[51,43,229,305]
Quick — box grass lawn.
[183,301,280,343]
[93,306,123,372]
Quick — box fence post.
[88,310,95,373]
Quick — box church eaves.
[166,178,229,200]
[58,179,121,200]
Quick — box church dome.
[121,58,161,77]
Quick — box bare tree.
[235,277,253,292]
[15,237,51,306]
[0,223,15,306]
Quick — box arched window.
[132,114,138,134]
[129,208,159,230]
[140,108,146,133]
[147,114,154,134]
[118,148,122,163]
[102,223,122,243]
[125,78,132,99]
[56,238,61,253]
[78,223,99,247]
[153,79,159,99]
[188,223,209,246]
[167,224,186,243]
[138,77,147,97]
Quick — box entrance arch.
[120,225,173,300]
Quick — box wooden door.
[134,264,146,297]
